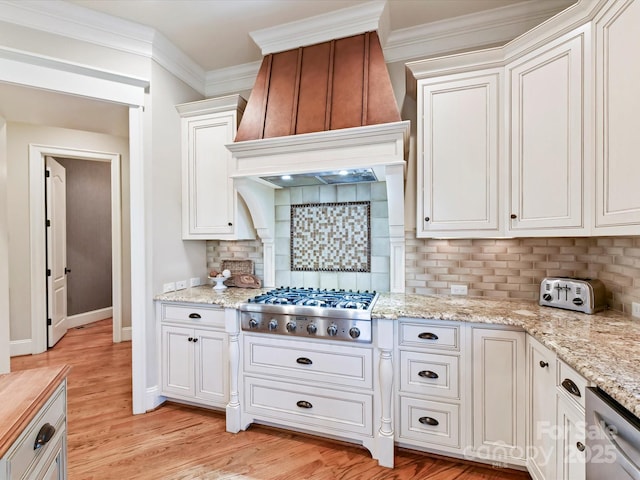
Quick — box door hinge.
[45,170,50,178]
[46,269,51,277]
[46,219,51,227]
[47,318,52,326]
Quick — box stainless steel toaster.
[539,277,607,314]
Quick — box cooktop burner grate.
[247,287,376,310]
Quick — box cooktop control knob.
[248,318,259,329]
[542,293,552,302]
[306,324,317,334]
[349,327,361,339]
[268,319,278,331]
[327,324,338,336]
[286,321,297,332]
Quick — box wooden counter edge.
[0,364,71,458]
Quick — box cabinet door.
[194,328,228,405]
[507,28,587,234]
[161,325,195,397]
[183,112,236,238]
[416,70,501,237]
[594,0,640,232]
[472,327,526,465]
[527,337,557,480]
[556,396,586,480]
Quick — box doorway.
[30,145,123,352]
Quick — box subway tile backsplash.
[206,214,640,314]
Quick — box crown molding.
[384,0,575,63]
[0,0,206,95]
[249,0,388,55]
[205,61,261,97]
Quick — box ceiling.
[68,0,535,71]
[0,0,573,137]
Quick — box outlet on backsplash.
[451,285,468,295]
[175,280,187,291]
[163,282,175,293]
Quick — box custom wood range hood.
[227,5,409,292]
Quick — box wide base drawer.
[244,376,373,436]
[243,335,372,388]
[399,396,461,449]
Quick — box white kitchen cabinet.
[240,318,395,468]
[526,336,557,480]
[159,303,228,408]
[176,95,255,240]
[594,0,640,233]
[416,70,501,237]
[471,326,526,466]
[1,381,67,480]
[507,26,589,235]
[556,395,586,480]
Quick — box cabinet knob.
[34,423,56,450]
[424,216,430,222]
[192,337,198,343]
[576,441,585,452]
[187,337,193,342]
[228,222,233,226]
[539,361,549,368]
[510,214,517,219]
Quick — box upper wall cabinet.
[408,0,640,238]
[177,95,255,240]
[416,70,501,238]
[593,0,640,233]
[506,27,589,236]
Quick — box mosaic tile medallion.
[291,201,371,272]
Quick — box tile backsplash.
[405,234,640,315]
[207,223,640,314]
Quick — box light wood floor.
[12,319,531,480]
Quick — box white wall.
[0,117,9,373]
[6,122,129,343]
[144,61,204,390]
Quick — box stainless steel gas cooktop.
[239,287,378,343]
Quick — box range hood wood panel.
[235,31,400,142]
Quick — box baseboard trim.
[10,339,33,357]
[121,326,132,342]
[144,386,165,414]
[67,307,113,329]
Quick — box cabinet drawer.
[400,351,459,399]
[557,360,588,410]
[8,382,66,480]
[243,335,372,389]
[244,377,373,436]
[398,321,460,351]
[399,396,461,449]
[162,304,224,326]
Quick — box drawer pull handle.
[296,400,313,409]
[188,313,201,319]
[296,357,313,365]
[418,332,439,340]
[576,441,585,452]
[562,378,581,397]
[418,370,439,379]
[34,423,56,450]
[539,361,549,368]
[419,416,439,426]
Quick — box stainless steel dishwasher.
[586,387,640,479]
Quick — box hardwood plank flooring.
[11,319,531,480]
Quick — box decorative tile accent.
[290,201,371,272]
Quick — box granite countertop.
[0,364,71,457]
[155,286,640,418]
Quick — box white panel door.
[556,396,586,480]
[46,157,68,348]
[417,70,501,237]
[594,0,640,232]
[472,327,526,464]
[508,28,586,234]
[161,325,195,397]
[194,328,227,405]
